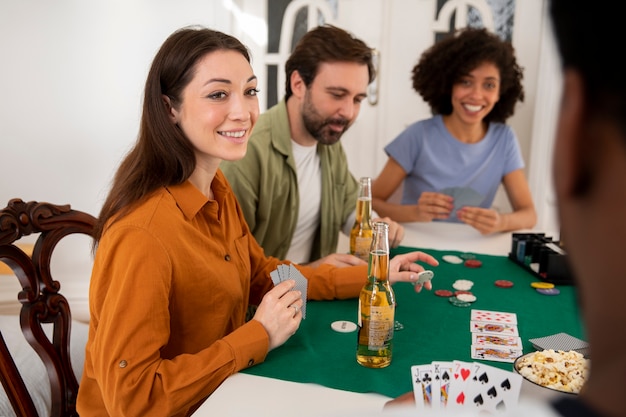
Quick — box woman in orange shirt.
[77,26,437,416]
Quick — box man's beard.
[301,92,351,145]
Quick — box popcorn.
[515,349,590,393]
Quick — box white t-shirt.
[285,139,321,263]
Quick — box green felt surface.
[241,246,585,398]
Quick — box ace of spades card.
[464,362,523,413]
[411,364,435,410]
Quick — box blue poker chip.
[536,288,560,295]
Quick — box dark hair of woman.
[412,27,524,124]
[93,26,250,247]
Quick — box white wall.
[0,1,237,217]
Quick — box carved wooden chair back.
[0,199,96,417]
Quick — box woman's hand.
[253,280,303,350]
[457,206,502,234]
[388,251,439,293]
[415,191,454,221]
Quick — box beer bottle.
[350,177,373,262]
[356,221,395,368]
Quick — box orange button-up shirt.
[77,170,366,416]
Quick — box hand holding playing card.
[415,191,454,221]
[253,279,303,350]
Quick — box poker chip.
[434,289,454,297]
[494,280,514,288]
[464,259,482,268]
[448,296,471,307]
[452,279,474,291]
[454,290,473,296]
[442,254,463,264]
[456,293,477,303]
[531,281,555,289]
[537,288,560,296]
[331,320,357,333]
[459,253,476,260]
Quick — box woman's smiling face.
[169,49,259,165]
[450,61,501,126]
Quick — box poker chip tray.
[508,233,575,285]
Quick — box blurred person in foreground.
[383,0,625,416]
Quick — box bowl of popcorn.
[513,349,590,394]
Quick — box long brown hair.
[93,27,251,247]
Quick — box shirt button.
[119,360,128,368]
[247,359,254,366]
[224,254,231,261]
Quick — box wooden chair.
[0,199,96,417]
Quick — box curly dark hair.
[412,27,524,123]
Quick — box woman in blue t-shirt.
[372,28,536,234]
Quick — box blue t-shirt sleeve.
[384,122,422,174]
[502,125,525,175]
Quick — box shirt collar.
[166,171,231,220]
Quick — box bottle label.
[353,237,372,261]
[366,305,394,349]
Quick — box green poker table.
[241,246,584,399]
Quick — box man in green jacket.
[222,25,404,266]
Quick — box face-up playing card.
[470,320,519,336]
[471,309,518,325]
[431,361,454,409]
[471,345,523,363]
[472,333,523,350]
[411,364,435,410]
[463,362,523,413]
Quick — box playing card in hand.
[411,364,435,410]
[463,362,523,413]
[288,264,308,319]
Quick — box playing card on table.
[529,332,589,352]
[471,309,518,325]
[463,362,523,413]
[470,320,519,336]
[471,345,523,363]
[288,264,308,319]
[472,333,523,350]
[411,364,435,410]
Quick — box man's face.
[300,61,369,145]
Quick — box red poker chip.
[494,280,514,288]
[464,259,482,268]
[454,290,473,296]
[434,289,454,297]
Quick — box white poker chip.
[331,320,357,333]
[456,293,477,303]
[452,279,474,291]
[442,254,463,264]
